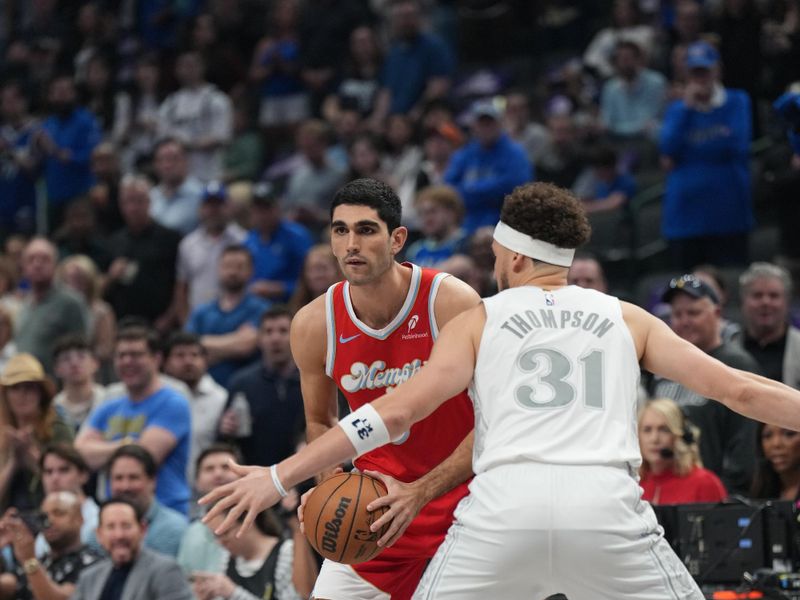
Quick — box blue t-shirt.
[186,294,270,387]
[594,173,637,202]
[87,387,191,515]
[244,221,313,301]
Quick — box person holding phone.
[0,491,102,600]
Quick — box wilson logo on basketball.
[321,496,352,554]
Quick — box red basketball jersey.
[325,263,474,564]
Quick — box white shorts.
[312,559,391,600]
[413,462,703,600]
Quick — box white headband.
[493,221,575,267]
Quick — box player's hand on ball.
[199,461,280,537]
[363,470,426,548]
[298,466,343,534]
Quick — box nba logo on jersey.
[545,292,555,306]
[408,314,419,333]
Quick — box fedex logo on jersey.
[340,358,425,393]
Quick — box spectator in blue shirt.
[370,0,454,126]
[575,146,637,214]
[35,74,101,231]
[186,245,269,387]
[600,39,667,140]
[244,183,313,303]
[659,41,753,270]
[444,99,533,233]
[75,326,192,515]
[0,81,37,238]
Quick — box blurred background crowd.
[0,0,800,598]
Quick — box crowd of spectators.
[1,0,800,597]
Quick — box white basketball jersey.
[470,285,642,474]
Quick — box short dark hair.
[195,442,242,475]
[164,331,205,359]
[52,333,93,362]
[259,304,293,326]
[115,326,160,354]
[221,244,254,264]
[40,443,90,474]
[330,178,402,232]
[99,497,145,524]
[108,444,157,479]
[499,182,591,251]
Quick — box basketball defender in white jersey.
[203,182,800,599]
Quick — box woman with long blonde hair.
[638,398,727,505]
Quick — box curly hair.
[499,182,591,250]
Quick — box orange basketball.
[303,472,390,564]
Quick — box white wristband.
[338,403,391,458]
[270,464,288,498]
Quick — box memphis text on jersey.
[501,308,616,340]
[340,358,425,393]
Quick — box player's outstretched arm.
[200,304,484,537]
[623,301,800,431]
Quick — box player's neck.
[518,268,569,291]
[348,262,411,329]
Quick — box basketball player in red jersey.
[291,179,480,599]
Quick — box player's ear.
[390,226,408,256]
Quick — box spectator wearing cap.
[149,138,205,236]
[739,262,800,388]
[104,176,181,327]
[659,41,754,270]
[186,245,269,388]
[415,120,463,191]
[0,354,72,512]
[369,0,455,125]
[649,274,760,493]
[444,99,533,233]
[284,120,346,231]
[599,39,667,139]
[15,238,89,374]
[405,185,467,267]
[244,185,313,303]
[170,182,247,327]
